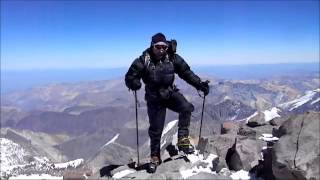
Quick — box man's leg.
[166,91,195,153]
[147,100,166,160]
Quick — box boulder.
[272,111,320,180]
[221,121,240,135]
[202,134,237,169]
[247,112,266,127]
[226,136,260,171]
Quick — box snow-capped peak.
[279,89,319,111]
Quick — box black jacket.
[125,48,202,99]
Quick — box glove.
[130,79,141,91]
[199,80,210,96]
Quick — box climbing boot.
[147,156,161,173]
[177,136,195,154]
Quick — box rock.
[199,134,236,172]
[219,168,232,177]
[272,111,320,180]
[187,172,232,179]
[156,158,191,174]
[86,142,134,174]
[238,123,275,142]
[203,134,237,169]
[221,121,239,135]
[269,115,290,127]
[226,136,260,171]
[148,173,167,179]
[197,137,209,155]
[164,172,183,180]
[247,112,266,127]
[237,126,257,139]
[123,170,149,179]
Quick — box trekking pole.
[134,90,140,166]
[198,94,206,143]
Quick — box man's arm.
[125,57,145,90]
[173,54,202,89]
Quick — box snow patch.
[161,120,178,138]
[54,159,83,169]
[244,111,258,123]
[180,151,218,179]
[160,120,178,149]
[230,170,251,179]
[172,132,178,146]
[160,139,167,149]
[280,90,318,111]
[9,174,63,180]
[311,97,320,105]
[263,107,280,122]
[0,138,29,177]
[259,134,279,142]
[34,157,50,164]
[102,133,119,148]
[113,169,135,179]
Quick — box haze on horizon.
[1,1,319,70]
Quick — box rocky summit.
[88,111,319,180]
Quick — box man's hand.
[199,80,210,96]
[131,79,141,91]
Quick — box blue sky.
[1,0,319,70]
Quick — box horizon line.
[2,61,319,71]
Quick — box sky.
[1,0,319,70]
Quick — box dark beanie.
[151,33,167,44]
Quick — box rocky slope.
[1,74,319,179]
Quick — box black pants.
[146,91,194,158]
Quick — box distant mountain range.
[1,69,319,179]
[2,62,318,94]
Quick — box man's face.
[152,43,168,60]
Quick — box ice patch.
[263,107,280,122]
[230,170,250,179]
[113,169,135,179]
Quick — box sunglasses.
[154,45,168,50]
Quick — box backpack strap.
[144,52,151,68]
